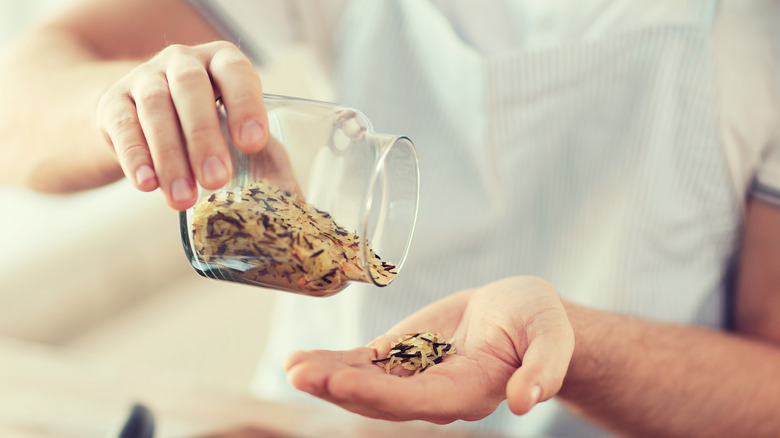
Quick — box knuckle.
[214,56,251,73]
[209,40,239,53]
[186,123,223,149]
[108,113,138,133]
[97,86,133,123]
[96,95,111,117]
[116,141,149,161]
[154,142,186,164]
[167,65,207,85]
[158,43,191,59]
[210,48,252,70]
[135,85,171,106]
[96,87,120,112]
[224,93,259,110]
[99,98,137,134]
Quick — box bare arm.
[0,0,268,209]
[279,200,780,434]
[558,198,780,437]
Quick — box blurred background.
[0,0,279,391]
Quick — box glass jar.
[180,95,419,297]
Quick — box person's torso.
[199,1,780,436]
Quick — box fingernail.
[171,177,193,203]
[240,120,263,146]
[530,385,542,405]
[135,165,156,186]
[202,156,228,186]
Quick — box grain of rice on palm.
[373,332,456,375]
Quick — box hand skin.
[284,276,576,424]
[285,201,780,437]
[0,0,269,210]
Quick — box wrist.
[558,300,620,398]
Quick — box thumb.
[505,322,574,415]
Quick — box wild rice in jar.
[190,180,397,296]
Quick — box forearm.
[559,301,780,438]
[0,0,224,193]
[0,26,135,192]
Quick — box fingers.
[166,50,230,191]
[132,69,197,210]
[208,42,267,153]
[287,355,405,421]
[329,361,500,423]
[324,366,469,422]
[98,95,157,192]
[284,347,499,423]
[505,316,575,415]
[97,42,267,210]
[284,348,379,399]
[284,347,377,375]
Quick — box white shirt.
[190,1,780,436]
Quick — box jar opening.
[361,135,419,287]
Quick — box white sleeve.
[188,0,347,65]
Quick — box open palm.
[284,276,574,424]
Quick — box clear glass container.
[180,95,419,297]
